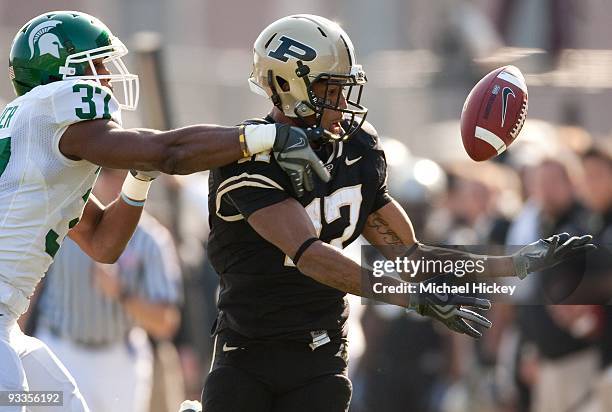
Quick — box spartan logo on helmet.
[267,36,317,63]
[28,20,64,60]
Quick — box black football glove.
[408,277,492,339]
[512,233,596,279]
[273,124,331,197]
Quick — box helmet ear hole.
[276,76,290,92]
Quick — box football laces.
[510,100,528,139]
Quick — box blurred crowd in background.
[2,0,612,411]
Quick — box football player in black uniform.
[203,14,595,412]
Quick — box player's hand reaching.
[512,233,596,279]
[273,125,331,197]
[408,276,492,339]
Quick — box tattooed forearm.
[365,211,411,258]
[366,212,403,245]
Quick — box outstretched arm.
[248,197,410,307]
[60,119,248,174]
[59,120,330,193]
[362,200,516,281]
[247,197,491,338]
[362,199,595,281]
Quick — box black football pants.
[201,329,352,412]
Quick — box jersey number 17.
[285,184,362,266]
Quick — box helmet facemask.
[58,38,139,110]
[296,62,367,141]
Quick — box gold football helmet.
[249,14,367,139]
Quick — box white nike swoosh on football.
[222,343,240,352]
[345,156,362,166]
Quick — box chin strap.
[295,60,323,126]
[267,69,284,112]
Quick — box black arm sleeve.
[372,148,392,212]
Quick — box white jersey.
[0,79,121,312]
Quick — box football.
[460,65,528,161]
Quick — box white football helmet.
[249,14,367,139]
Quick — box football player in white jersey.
[0,10,330,412]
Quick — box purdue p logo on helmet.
[249,14,368,139]
[9,11,139,110]
[267,36,317,63]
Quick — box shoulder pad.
[33,79,107,98]
[360,120,378,138]
[50,79,121,127]
[348,119,381,151]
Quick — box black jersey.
[207,117,391,342]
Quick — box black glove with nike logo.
[512,233,596,279]
[273,125,331,197]
[407,275,492,339]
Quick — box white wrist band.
[245,124,276,154]
[121,173,152,201]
